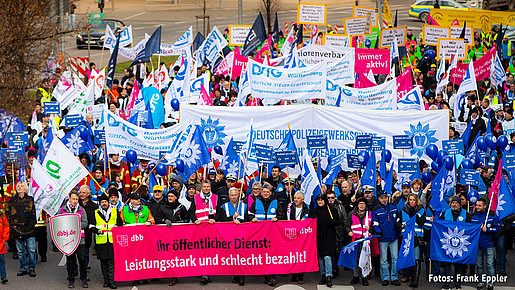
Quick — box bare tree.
[259,0,281,33]
[0,0,63,122]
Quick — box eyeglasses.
[154,190,162,193]
[327,197,336,199]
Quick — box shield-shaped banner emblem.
[49,213,81,256]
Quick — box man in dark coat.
[89,194,123,289]
[79,185,99,269]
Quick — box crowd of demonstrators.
[1,18,515,290]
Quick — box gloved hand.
[165,220,172,228]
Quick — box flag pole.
[237,151,249,213]
[99,45,106,69]
[286,165,292,203]
[87,171,109,196]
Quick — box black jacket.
[310,205,341,256]
[5,194,36,238]
[80,198,99,248]
[157,200,188,223]
[147,197,166,219]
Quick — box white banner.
[423,25,450,45]
[29,160,63,219]
[327,52,355,84]
[338,79,397,110]
[297,44,353,66]
[180,105,449,167]
[248,59,327,101]
[105,110,190,161]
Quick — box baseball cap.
[208,168,216,175]
[362,185,374,193]
[401,181,410,188]
[227,173,237,181]
[153,185,163,192]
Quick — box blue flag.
[379,153,387,181]
[461,121,472,152]
[220,138,242,176]
[0,110,26,140]
[130,26,162,67]
[242,13,267,57]
[142,87,165,129]
[430,219,481,264]
[430,166,453,215]
[464,131,480,160]
[192,32,205,53]
[179,125,211,181]
[497,172,515,220]
[61,125,95,156]
[106,36,120,89]
[384,161,395,196]
[322,153,345,185]
[271,12,280,52]
[397,216,416,270]
[338,236,379,269]
[148,170,158,199]
[36,124,53,162]
[360,151,376,195]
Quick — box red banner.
[354,48,391,75]
[113,219,318,281]
[450,47,496,85]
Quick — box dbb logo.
[131,234,144,242]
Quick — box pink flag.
[231,47,249,79]
[451,18,459,25]
[427,14,440,26]
[257,35,272,60]
[354,72,377,88]
[125,81,139,120]
[488,161,503,212]
[199,84,213,106]
[396,67,413,101]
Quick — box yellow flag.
[383,0,394,26]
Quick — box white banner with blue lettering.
[338,79,397,110]
[180,105,449,170]
[327,52,355,85]
[105,110,190,161]
[248,60,327,101]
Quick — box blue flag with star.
[430,166,453,215]
[178,125,211,181]
[430,219,481,264]
[61,125,95,156]
[130,26,162,67]
[220,137,242,176]
[338,236,378,269]
[497,172,515,220]
[397,216,416,270]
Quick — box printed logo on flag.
[285,228,297,239]
[404,122,438,158]
[117,235,129,247]
[441,227,471,258]
[199,116,227,148]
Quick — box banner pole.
[286,165,292,203]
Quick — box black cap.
[168,188,179,197]
[130,193,141,200]
[108,188,118,198]
[98,194,109,202]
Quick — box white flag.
[358,211,372,277]
[454,61,477,118]
[29,160,63,219]
[118,25,133,48]
[103,25,117,51]
[300,148,321,203]
[42,138,89,197]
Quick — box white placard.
[379,27,407,48]
[229,25,252,46]
[423,25,450,45]
[297,3,327,25]
[353,6,378,27]
[449,26,474,44]
[437,38,467,60]
[344,17,370,36]
[324,34,350,48]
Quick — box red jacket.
[0,212,9,254]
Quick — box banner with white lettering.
[248,60,327,101]
[354,48,390,74]
[338,79,397,110]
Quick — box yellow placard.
[352,6,379,27]
[228,25,252,46]
[297,3,328,25]
[430,9,491,33]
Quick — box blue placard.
[503,153,515,169]
[442,140,464,155]
[355,135,372,150]
[347,154,364,169]
[398,158,419,174]
[94,130,106,145]
[459,169,480,186]
[6,132,29,147]
[255,144,276,164]
[227,141,244,155]
[275,150,297,166]
[372,137,386,151]
[136,111,148,123]
[43,101,60,114]
[392,135,414,149]
[307,135,328,150]
[65,114,83,128]
[0,148,23,163]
